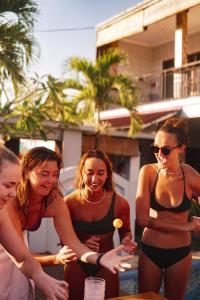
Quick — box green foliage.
[0,73,81,140]
[63,48,141,135]
[0,0,39,91]
[0,19,141,140]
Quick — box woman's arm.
[186,164,200,195]
[117,194,132,239]
[48,197,133,273]
[136,165,195,232]
[0,207,68,300]
[116,195,136,253]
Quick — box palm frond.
[0,0,38,29]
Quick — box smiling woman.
[0,145,20,209]
[64,149,137,299]
[0,146,134,299]
[136,117,200,300]
[0,144,68,300]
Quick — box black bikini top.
[72,192,116,235]
[150,165,191,212]
[23,198,48,231]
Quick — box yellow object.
[113,218,123,229]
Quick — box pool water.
[120,260,200,300]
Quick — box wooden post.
[175,11,188,67]
[174,11,188,98]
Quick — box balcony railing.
[138,61,200,103]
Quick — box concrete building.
[96,0,200,174]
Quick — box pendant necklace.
[81,190,106,205]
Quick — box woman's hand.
[99,245,133,274]
[121,237,137,254]
[33,271,69,299]
[56,245,77,264]
[84,236,100,252]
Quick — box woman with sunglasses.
[0,144,68,299]
[0,146,133,299]
[136,117,200,300]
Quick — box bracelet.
[55,254,61,264]
[96,253,105,267]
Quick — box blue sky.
[33,0,141,77]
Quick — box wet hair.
[17,146,63,213]
[75,149,115,192]
[157,117,189,145]
[0,144,19,169]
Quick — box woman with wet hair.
[1,146,133,299]
[64,149,136,299]
[0,144,68,299]
[136,117,200,300]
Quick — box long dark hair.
[75,149,115,191]
[158,117,189,145]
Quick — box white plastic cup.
[84,277,105,300]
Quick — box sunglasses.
[150,144,181,156]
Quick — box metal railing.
[138,61,200,103]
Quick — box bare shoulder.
[6,198,21,219]
[182,163,200,191]
[115,192,128,204]
[4,199,23,233]
[64,190,79,202]
[64,190,81,211]
[115,192,130,211]
[139,163,157,178]
[182,163,199,176]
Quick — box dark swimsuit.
[71,193,116,276]
[142,165,192,269]
[23,198,48,231]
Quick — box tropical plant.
[63,48,141,136]
[41,75,80,125]
[0,1,47,140]
[0,0,39,92]
[0,73,81,141]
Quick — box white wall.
[119,40,153,78]
[119,31,200,78]
[62,129,82,168]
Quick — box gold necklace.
[81,190,106,205]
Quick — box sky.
[32,0,142,77]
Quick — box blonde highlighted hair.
[0,144,19,168]
[17,147,63,214]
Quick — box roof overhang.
[96,0,200,47]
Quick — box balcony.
[138,61,200,104]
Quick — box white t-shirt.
[0,231,35,300]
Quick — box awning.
[101,108,181,129]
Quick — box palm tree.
[63,48,141,137]
[0,0,38,93]
[0,0,39,139]
[34,74,81,126]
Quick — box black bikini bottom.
[77,261,102,276]
[141,242,191,269]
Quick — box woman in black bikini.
[136,117,200,300]
[64,149,136,299]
